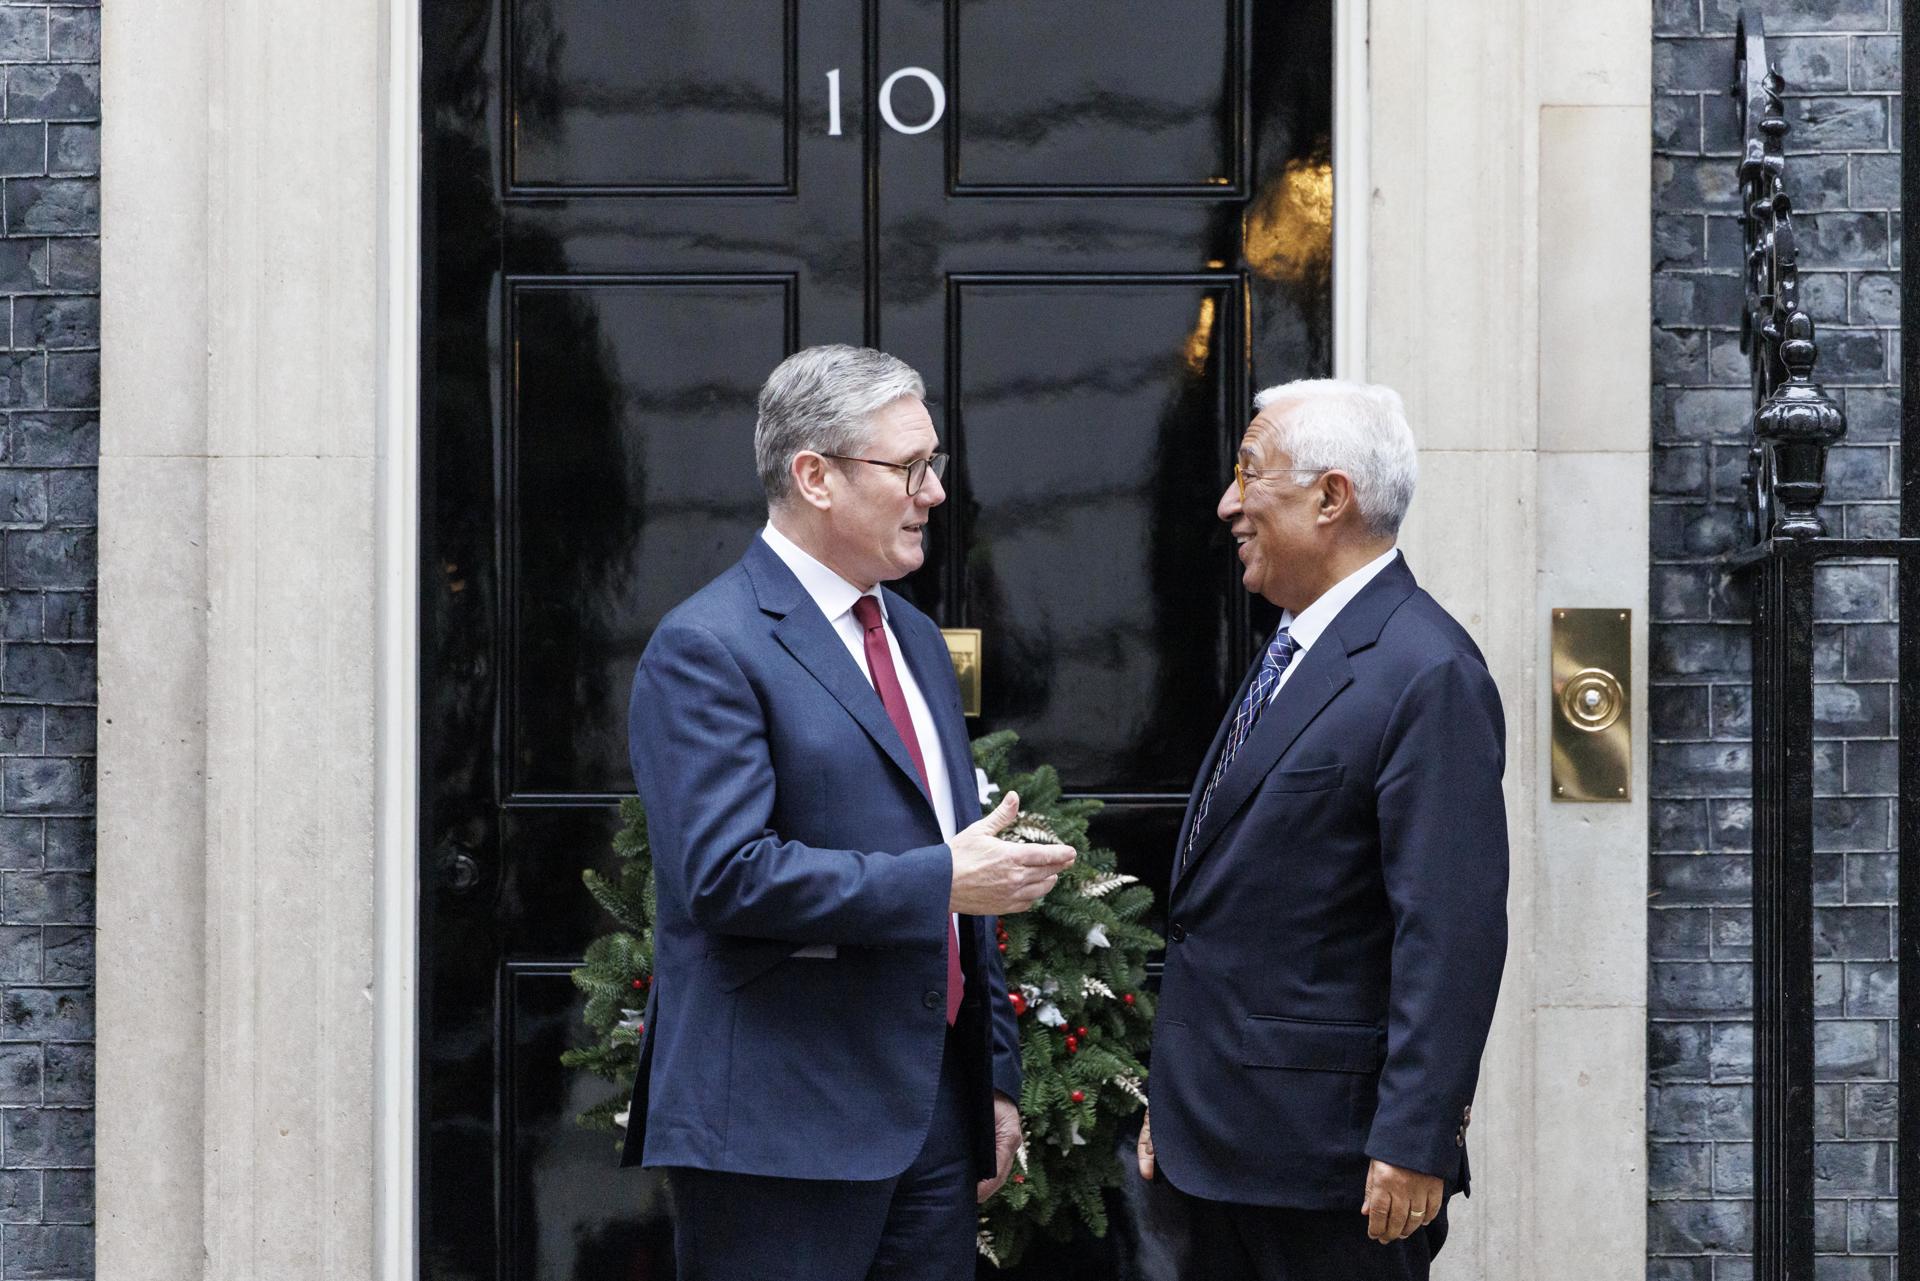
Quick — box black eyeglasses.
[820,451,949,496]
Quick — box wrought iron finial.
[1734,7,1846,543]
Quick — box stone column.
[1370,0,1651,1276]
[98,0,385,1274]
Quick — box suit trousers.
[1175,1184,1447,1281]
[665,1031,978,1281]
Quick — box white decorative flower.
[1068,1119,1087,1147]
[1082,872,1137,898]
[1084,924,1110,952]
[1082,976,1115,999]
[1036,1001,1066,1027]
[1112,1074,1149,1105]
[975,767,1000,809]
[613,1107,630,1130]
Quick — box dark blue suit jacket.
[1147,553,1508,1208]
[618,537,1021,1180]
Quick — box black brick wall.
[1653,2,1900,1278]
[0,2,93,1278]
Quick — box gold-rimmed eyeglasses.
[821,451,949,496]
[1234,462,1326,503]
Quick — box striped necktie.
[1186,626,1297,858]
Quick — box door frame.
[373,4,1372,1275]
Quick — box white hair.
[755,345,927,505]
[1250,378,1418,538]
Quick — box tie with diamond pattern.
[1186,626,1297,861]
[851,595,963,1024]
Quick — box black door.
[420,3,1332,1277]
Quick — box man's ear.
[1316,470,1359,527]
[790,451,834,510]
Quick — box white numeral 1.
[826,68,842,137]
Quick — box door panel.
[950,0,1244,193]
[422,2,1331,1276]
[948,276,1238,794]
[507,0,796,191]
[507,278,791,798]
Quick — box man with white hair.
[620,344,1076,1279]
[1136,380,1510,1279]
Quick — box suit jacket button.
[1169,923,1186,943]
[923,990,942,1009]
[1456,1132,1464,1147]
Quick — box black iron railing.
[1728,9,1920,1280]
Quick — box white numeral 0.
[823,66,948,137]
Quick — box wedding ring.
[1408,1210,1424,1219]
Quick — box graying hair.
[1250,378,1418,538]
[755,345,928,505]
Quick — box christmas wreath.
[563,729,1162,1269]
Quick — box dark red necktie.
[852,595,963,1025]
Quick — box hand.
[1362,1159,1443,1242]
[976,1092,1023,1202]
[1135,1106,1156,1181]
[949,791,1076,916]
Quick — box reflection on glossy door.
[421,1,1332,1277]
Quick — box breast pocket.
[1259,763,1345,794]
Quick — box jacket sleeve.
[1364,649,1510,1181]
[631,619,953,948]
[981,915,1023,1100]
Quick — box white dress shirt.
[1267,545,1402,702]
[760,523,958,842]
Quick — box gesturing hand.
[1135,1106,1155,1181]
[976,1093,1023,1202]
[1361,1159,1443,1242]
[949,790,1076,916]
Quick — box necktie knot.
[851,594,885,633]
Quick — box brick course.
[1652,2,1901,1277]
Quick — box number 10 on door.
[825,67,948,136]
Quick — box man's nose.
[1217,479,1241,523]
[919,469,947,507]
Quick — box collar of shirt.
[760,522,883,626]
[1276,545,1401,657]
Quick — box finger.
[1367,1194,1390,1242]
[1383,1190,1411,1241]
[984,790,1021,832]
[1414,1184,1443,1233]
[1136,1127,1155,1181]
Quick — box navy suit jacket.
[1147,553,1509,1208]
[618,537,1021,1180]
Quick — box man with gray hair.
[619,344,1075,1280]
[1136,380,1509,1280]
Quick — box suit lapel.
[748,542,934,807]
[1172,651,1261,860]
[1173,551,1421,890]
[1175,629,1354,890]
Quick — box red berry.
[1123,993,1135,1005]
[1071,1090,1085,1103]
[636,1022,645,1035]
[1077,1026,1088,1036]
[997,942,1007,952]
[1066,1036,1079,1053]
[631,978,645,989]
[1013,1174,1025,1184]
[1009,993,1028,1016]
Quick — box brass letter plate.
[941,628,983,718]
[1551,608,1631,802]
